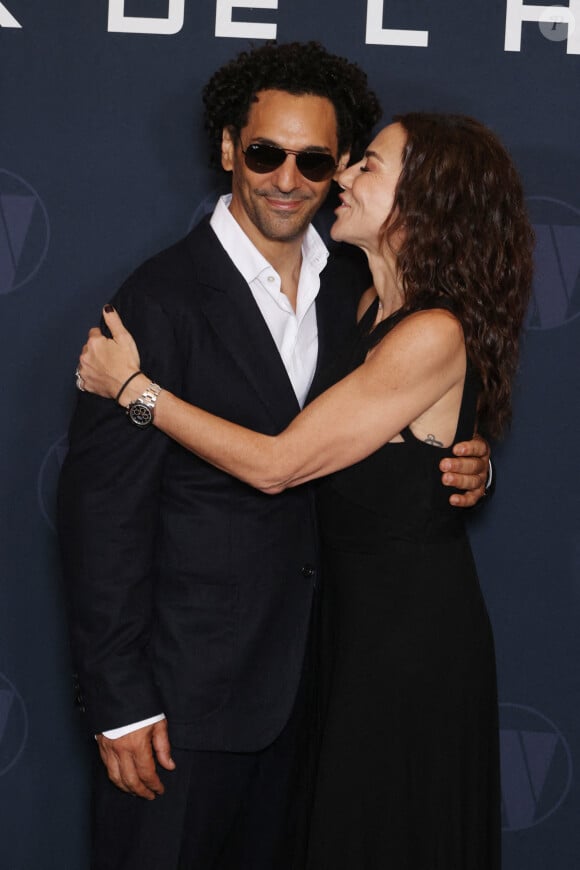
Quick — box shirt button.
[301,564,316,579]
[267,276,276,283]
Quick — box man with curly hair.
[59,41,489,870]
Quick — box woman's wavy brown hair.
[384,113,534,438]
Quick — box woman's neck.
[366,253,404,321]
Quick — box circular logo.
[539,5,576,42]
[0,673,28,776]
[0,169,50,295]
[38,434,69,533]
[526,197,580,330]
[500,703,573,831]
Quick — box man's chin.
[267,226,310,243]
[258,213,315,243]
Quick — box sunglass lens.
[296,153,337,181]
[244,144,285,173]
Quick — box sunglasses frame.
[241,142,338,182]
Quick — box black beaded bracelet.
[115,370,143,404]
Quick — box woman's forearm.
[118,373,286,492]
[155,389,286,492]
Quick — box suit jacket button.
[301,564,316,578]
[72,673,86,713]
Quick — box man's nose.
[272,154,302,191]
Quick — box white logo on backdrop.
[365,0,429,47]
[108,0,185,35]
[505,0,580,52]
[0,2,21,28]
[539,4,578,40]
[2,0,578,51]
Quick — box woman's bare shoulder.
[372,307,465,369]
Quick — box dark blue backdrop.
[1,2,579,867]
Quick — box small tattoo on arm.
[424,434,444,448]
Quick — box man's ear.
[221,126,236,172]
[333,151,350,181]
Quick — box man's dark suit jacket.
[58,216,368,752]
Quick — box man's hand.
[96,719,175,800]
[439,435,490,508]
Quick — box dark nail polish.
[104,304,114,313]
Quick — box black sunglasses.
[241,142,338,182]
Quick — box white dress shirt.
[211,194,329,407]
[102,195,329,739]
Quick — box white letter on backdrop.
[215,0,278,40]
[365,0,428,47]
[505,0,580,54]
[0,2,21,27]
[108,0,185,35]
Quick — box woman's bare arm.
[79,307,466,494]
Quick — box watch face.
[128,402,153,428]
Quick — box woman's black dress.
[305,301,501,869]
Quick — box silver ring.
[75,366,85,392]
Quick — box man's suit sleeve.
[58,273,181,735]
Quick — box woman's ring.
[75,366,85,392]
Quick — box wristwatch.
[126,382,161,428]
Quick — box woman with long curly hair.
[77,113,533,868]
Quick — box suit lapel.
[187,222,301,431]
[306,266,339,403]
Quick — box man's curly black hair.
[202,42,382,168]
